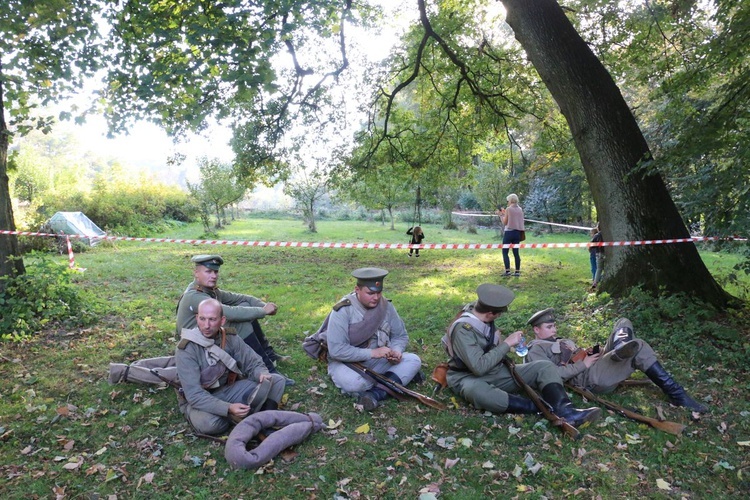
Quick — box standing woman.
[500,193,525,277]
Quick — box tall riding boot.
[505,394,540,414]
[645,362,708,413]
[541,383,602,428]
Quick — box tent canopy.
[46,212,106,246]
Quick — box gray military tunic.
[527,334,658,394]
[446,310,562,413]
[175,328,285,435]
[176,281,267,339]
[326,293,421,394]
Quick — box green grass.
[1,217,748,498]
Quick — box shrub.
[0,254,98,340]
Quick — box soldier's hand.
[258,373,272,383]
[263,302,278,315]
[386,350,402,363]
[583,353,601,367]
[371,346,391,359]
[503,330,523,347]
[228,403,250,419]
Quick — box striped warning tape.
[1,229,745,250]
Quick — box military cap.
[476,284,515,312]
[192,254,224,270]
[352,267,388,292]
[527,308,556,327]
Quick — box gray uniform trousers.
[581,338,658,393]
[328,354,422,394]
[448,360,561,414]
[183,374,286,435]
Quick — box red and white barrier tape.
[1,229,745,251]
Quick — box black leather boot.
[259,399,279,412]
[541,383,602,428]
[358,386,388,411]
[505,394,540,414]
[645,362,708,413]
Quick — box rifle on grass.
[348,362,447,410]
[565,383,685,436]
[502,358,581,440]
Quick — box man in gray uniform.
[176,254,294,386]
[526,308,708,412]
[444,284,601,427]
[175,299,286,435]
[324,267,422,410]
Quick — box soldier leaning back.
[176,254,294,386]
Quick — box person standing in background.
[499,193,525,277]
[406,226,425,257]
[589,225,604,289]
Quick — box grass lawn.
[1,216,748,498]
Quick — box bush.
[0,255,98,340]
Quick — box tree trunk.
[0,63,26,284]
[501,0,732,307]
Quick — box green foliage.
[0,254,96,340]
[187,157,248,232]
[38,179,197,237]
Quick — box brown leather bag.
[430,363,449,389]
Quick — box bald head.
[196,299,225,338]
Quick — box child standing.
[407,226,425,257]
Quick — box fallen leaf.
[63,440,75,451]
[63,461,81,471]
[137,472,155,489]
[459,437,472,448]
[482,461,495,469]
[738,441,750,447]
[445,457,460,469]
[656,478,671,490]
[354,423,370,434]
[280,449,299,462]
[327,419,342,429]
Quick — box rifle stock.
[503,359,581,440]
[349,362,447,410]
[565,383,685,436]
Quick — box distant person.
[443,284,601,427]
[526,308,708,412]
[320,267,422,410]
[406,226,425,257]
[499,193,525,276]
[175,299,286,435]
[589,225,604,289]
[176,255,294,386]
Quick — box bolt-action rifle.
[565,383,685,436]
[348,362,447,410]
[503,358,581,440]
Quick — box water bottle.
[516,335,528,357]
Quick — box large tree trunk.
[501,0,732,307]
[0,62,26,286]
